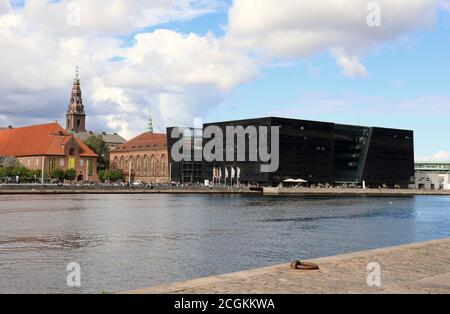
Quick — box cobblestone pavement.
[123,238,450,294]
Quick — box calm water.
[0,194,449,294]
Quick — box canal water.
[0,194,449,293]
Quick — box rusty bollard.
[290,260,319,270]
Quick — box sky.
[0,0,449,161]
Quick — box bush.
[98,170,107,182]
[50,169,65,181]
[64,169,76,181]
[107,169,123,182]
[0,166,46,183]
[98,169,123,183]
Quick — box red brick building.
[110,132,169,184]
[0,123,98,182]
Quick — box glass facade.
[167,127,203,184]
[334,124,371,183]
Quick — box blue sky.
[149,2,450,159]
[0,0,449,160]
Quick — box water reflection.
[0,194,448,293]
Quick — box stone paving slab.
[123,238,450,294]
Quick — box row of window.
[48,157,94,176]
[113,155,167,177]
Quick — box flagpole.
[231,167,233,187]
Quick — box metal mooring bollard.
[290,260,320,270]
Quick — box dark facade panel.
[269,117,335,184]
[362,127,414,188]
[202,117,335,185]
[202,118,272,184]
[334,124,371,183]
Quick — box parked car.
[132,180,145,187]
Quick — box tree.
[98,170,106,182]
[50,169,65,181]
[98,169,122,183]
[83,135,110,170]
[64,169,76,181]
[107,169,123,182]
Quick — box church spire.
[147,108,154,133]
[66,67,86,133]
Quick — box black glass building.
[167,117,414,188]
[167,127,203,184]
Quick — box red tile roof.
[112,132,167,153]
[0,123,97,157]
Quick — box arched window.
[143,155,148,175]
[130,157,135,172]
[136,156,141,175]
[114,157,118,169]
[69,148,75,156]
[120,156,124,170]
[161,155,167,177]
[150,155,156,176]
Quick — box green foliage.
[64,169,76,181]
[107,169,123,182]
[50,169,65,181]
[83,135,110,170]
[0,166,45,183]
[98,169,123,183]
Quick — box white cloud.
[20,0,223,35]
[0,0,447,140]
[0,1,257,138]
[0,0,10,14]
[226,0,441,73]
[416,151,450,162]
[107,30,258,91]
[330,47,367,78]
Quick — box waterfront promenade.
[124,238,450,294]
[1,185,450,196]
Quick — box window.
[150,155,156,176]
[120,157,124,170]
[136,156,141,175]
[130,157,134,171]
[80,159,84,167]
[143,155,148,175]
[69,148,75,156]
[68,158,75,170]
[60,159,65,167]
[49,158,56,171]
[88,160,93,176]
[161,155,167,176]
